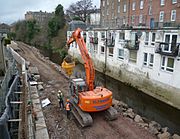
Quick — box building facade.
[100,0,180,28]
[67,28,180,108]
[25,11,54,26]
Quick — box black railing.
[107,38,115,47]
[90,37,98,44]
[155,42,179,57]
[124,40,139,50]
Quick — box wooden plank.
[10,101,23,104]
[14,92,23,94]
[8,119,22,122]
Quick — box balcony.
[124,40,139,50]
[90,37,98,44]
[155,42,179,57]
[107,38,115,47]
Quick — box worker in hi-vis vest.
[66,99,71,119]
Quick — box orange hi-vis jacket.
[66,103,70,111]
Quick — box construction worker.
[66,99,71,119]
[57,90,65,110]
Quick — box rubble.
[134,115,144,123]
[157,132,171,139]
[172,134,180,139]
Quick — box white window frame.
[112,1,114,9]
[108,47,114,57]
[132,15,135,24]
[118,5,120,13]
[132,2,136,10]
[172,0,177,4]
[143,53,154,67]
[112,12,114,19]
[124,4,127,12]
[159,11,164,22]
[143,53,148,66]
[118,0,120,2]
[119,31,125,41]
[151,32,156,46]
[161,56,174,72]
[163,34,178,52]
[107,8,109,15]
[171,10,176,21]
[149,54,154,67]
[145,32,149,45]
[149,6,152,15]
[102,0,105,7]
[160,0,165,6]
[107,0,109,5]
[118,49,124,60]
[101,46,105,54]
[139,14,143,23]
[140,0,144,9]
[94,44,98,53]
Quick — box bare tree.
[66,0,94,22]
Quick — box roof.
[68,20,87,31]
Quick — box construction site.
[0,0,180,139]
[0,35,179,139]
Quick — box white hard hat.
[58,90,61,93]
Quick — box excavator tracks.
[70,101,93,127]
[104,106,118,121]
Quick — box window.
[159,11,164,22]
[118,6,120,13]
[149,6,152,15]
[160,0,165,6]
[172,0,177,4]
[94,45,98,53]
[161,56,174,72]
[145,32,149,45]
[163,34,177,52]
[119,32,125,40]
[107,9,109,15]
[149,54,154,67]
[101,32,105,39]
[143,53,154,67]
[132,2,136,10]
[112,2,114,9]
[139,14,143,23]
[132,15,135,24]
[123,18,126,24]
[118,49,124,59]
[143,53,148,65]
[102,1,105,7]
[107,0,109,5]
[151,32,156,45]
[118,0,120,2]
[112,12,114,19]
[140,0,144,9]
[129,50,137,63]
[124,4,127,12]
[101,46,105,54]
[171,10,176,21]
[108,47,114,57]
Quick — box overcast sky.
[0,0,100,25]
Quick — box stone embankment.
[113,99,180,139]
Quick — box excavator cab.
[69,78,87,104]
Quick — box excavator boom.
[67,28,95,90]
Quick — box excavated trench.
[73,63,180,134]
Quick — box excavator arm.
[67,28,95,91]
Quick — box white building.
[67,28,180,109]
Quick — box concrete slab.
[29,67,39,75]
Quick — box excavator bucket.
[61,55,75,76]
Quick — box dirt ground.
[17,42,156,139]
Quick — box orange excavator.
[62,28,117,127]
